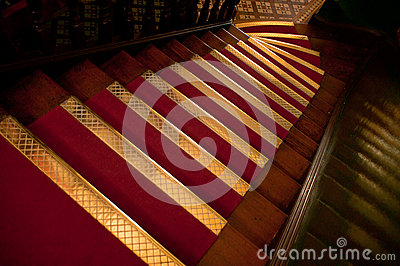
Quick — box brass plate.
[254,37,320,57]
[0,116,183,265]
[209,49,302,119]
[168,62,281,148]
[107,81,250,196]
[247,32,309,40]
[224,44,309,107]
[190,54,293,131]
[142,70,268,168]
[235,21,295,28]
[61,97,227,235]
[247,38,322,90]
[253,38,324,75]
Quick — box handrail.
[0,19,232,89]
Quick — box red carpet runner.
[0,21,326,265]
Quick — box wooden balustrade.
[0,0,240,64]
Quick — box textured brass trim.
[190,54,293,132]
[254,38,324,75]
[61,97,227,235]
[247,33,309,40]
[209,49,302,119]
[237,40,316,97]
[168,62,281,148]
[254,37,320,57]
[142,70,268,168]
[0,116,183,266]
[248,38,322,90]
[224,44,309,107]
[107,82,250,196]
[235,21,295,28]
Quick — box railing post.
[198,0,211,25]
[143,0,156,36]
[98,0,113,43]
[185,0,199,27]
[208,0,221,23]
[67,0,86,48]
[30,0,55,54]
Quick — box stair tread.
[28,103,217,265]
[0,134,146,266]
[0,20,347,264]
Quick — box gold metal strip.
[247,32,309,41]
[61,97,227,235]
[254,38,324,75]
[254,37,320,57]
[209,49,302,119]
[142,70,268,168]
[0,116,183,266]
[237,40,316,97]
[224,44,309,107]
[248,38,322,90]
[168,62,281,148]
[235,21,295,28]
[190,54,293,132]
[107,82,250,196]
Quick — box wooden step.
[58,60,244,218]
[61,58,290,249]
[201,30,326,144]
[5,71,223,264]
[0,124,148,265]
[162,39,319,159]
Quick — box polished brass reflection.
[168,62,281,148]
[107,82,250,196]
[190,54,293,132]
[61,97,227,235]
[253,37,324,75]
[248,38,322,90]
[0,116,183,266]
[254,37,320,57]
[235,21,295,28]
[235,40,316,97]
[209,49,302,118]
[142,70,268,168]
[224,44,309,107]
[247,32,309,40]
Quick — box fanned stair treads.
[1,21,329,265]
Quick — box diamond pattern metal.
[225,44,309,107]
[61,97,226,235]
[108,82,250,196]
[191,54,293,131]
[142,70,268,168]
[0,116,183,265]
[245,38,320,91]
[168,62,281,148]
[209,49,302,119]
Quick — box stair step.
[0,20,341,264]
[235,21,299,35]
[200,31,326,143]
[224,28,322,93]
[7,72,224,264]
[252,36,322,68]
[102,50,300,212]
[101,50,289,247]
[0,116,178,265]
[243,32,312,49]
[58,60,244,215]
[136,45,278,160]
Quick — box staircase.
[0,21,368,265]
